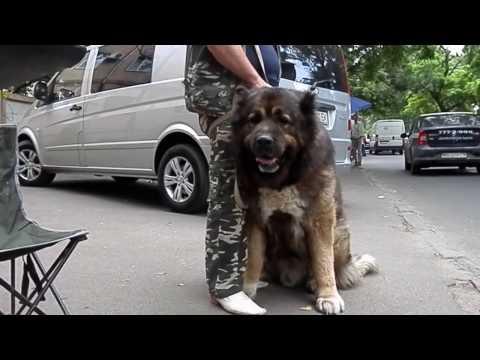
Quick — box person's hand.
[248,77,271,89]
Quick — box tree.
[343,45,480,130]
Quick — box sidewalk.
[0,168,468,314]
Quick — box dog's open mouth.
[256,157,280,174]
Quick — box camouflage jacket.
[184,45,281,118]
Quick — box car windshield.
[420,114,480,128]
[279,45,349,92]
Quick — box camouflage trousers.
[204,113,248,299]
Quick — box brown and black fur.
[230,86,377,314]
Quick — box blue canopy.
[351,96,372,113]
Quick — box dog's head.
[231,86,318,186]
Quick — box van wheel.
[112,176,138,184]
[17,140,56,186]
[157,144,208,214]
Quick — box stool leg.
[32,253,70,315]
[11,259,15,315]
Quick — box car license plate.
[316,111,329,127]
[441,153,467,159]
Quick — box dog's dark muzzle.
[253,135,282,174]
[254,135,275,157]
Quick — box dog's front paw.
[315,293,345,315]
[243,282,258,299]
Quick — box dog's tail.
[336,254,378,290]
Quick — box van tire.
[17,140,56,186]
[157,144,208,214]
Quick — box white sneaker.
[216,291,267,315]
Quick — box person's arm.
[207,45,270,89]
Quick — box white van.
[18,45,352,213]
[371,119,406,155]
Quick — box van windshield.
[279,45,349,93]
[420,114,480,128]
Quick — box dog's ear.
[233,85,250,109]
[299,91,316,116]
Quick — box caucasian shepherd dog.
[231,86,378,315]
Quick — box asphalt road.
[1,154,479,315]
[363,153,480,265]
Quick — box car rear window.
[420,114,480,128]
[377,124,404,135]
[279,45,349,93]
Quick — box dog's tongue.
[256,157,277,166]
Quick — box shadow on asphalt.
[35,177,207,216]
[413,168,479,177]
[366,154,479,177]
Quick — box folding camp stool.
[0,124,88,315]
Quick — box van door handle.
[70,104,82,111]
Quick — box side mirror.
[400,133,408,139]
[33,81,50,102]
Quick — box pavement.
[1,154,479,314]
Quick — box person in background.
[350,113,365,167]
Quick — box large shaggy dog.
[231,86,378,314]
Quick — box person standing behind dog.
[184,45,281,315]
[350,114,365,166]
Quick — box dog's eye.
[272,107,291,125]
[248,112,262,124]
[279,114,291,125]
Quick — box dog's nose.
[256,135,274,150]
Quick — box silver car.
[17,45,352,213]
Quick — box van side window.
[91,45,154,94]
[51,51,90,103]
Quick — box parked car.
[370,119,405,155]
[402,112,480,175]
[17,45,352,213]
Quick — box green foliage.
[344,45,480,130]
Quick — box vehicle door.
[82,45,155,173]
[34,50,90,167]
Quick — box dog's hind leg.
[334,219,378,289]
